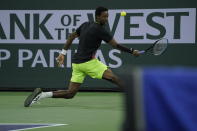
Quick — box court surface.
[0,92,124,131]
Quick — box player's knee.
[111,75,118,82]
[68,93,75,99]
[64,92,76,99]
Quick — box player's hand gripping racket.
[56,54,64,67]
[139,38,168,56]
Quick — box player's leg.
[102,68,124,88]
[83,59,123,88]
[24,82,81,107]
[52,82,81,98]
[24,63,85,107]
[57,63,86,98]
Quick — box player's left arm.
[108,38,140,56]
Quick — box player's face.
[98,11,108,25]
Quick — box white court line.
[0,123,68,131]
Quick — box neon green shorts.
[71,59,108,83]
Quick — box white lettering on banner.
[0,49,10,67]
[18,49,33,67]
[31,49,48,67]
[109,50,122,68]
[0,8,196,44]
[49,49,60,67]
[15,49,122,68]
[66,50,72,68]
[95,50,107,65]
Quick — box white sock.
[39,92,53,99]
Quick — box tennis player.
[24,6,140,107]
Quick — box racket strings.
[153,39,168,55]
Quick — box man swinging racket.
[24,6,140,107]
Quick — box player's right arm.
[56,32,78,67]
[98,27,140,57]
[108,38,140,57]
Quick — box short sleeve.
[76,22,87,36]
[98,27,113,43]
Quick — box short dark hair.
[95,6,108,17]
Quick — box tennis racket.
[139,38,168,56]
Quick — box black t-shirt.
[72,22,113,63]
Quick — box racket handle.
[139,50,145,54]
[56,58,64,67]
